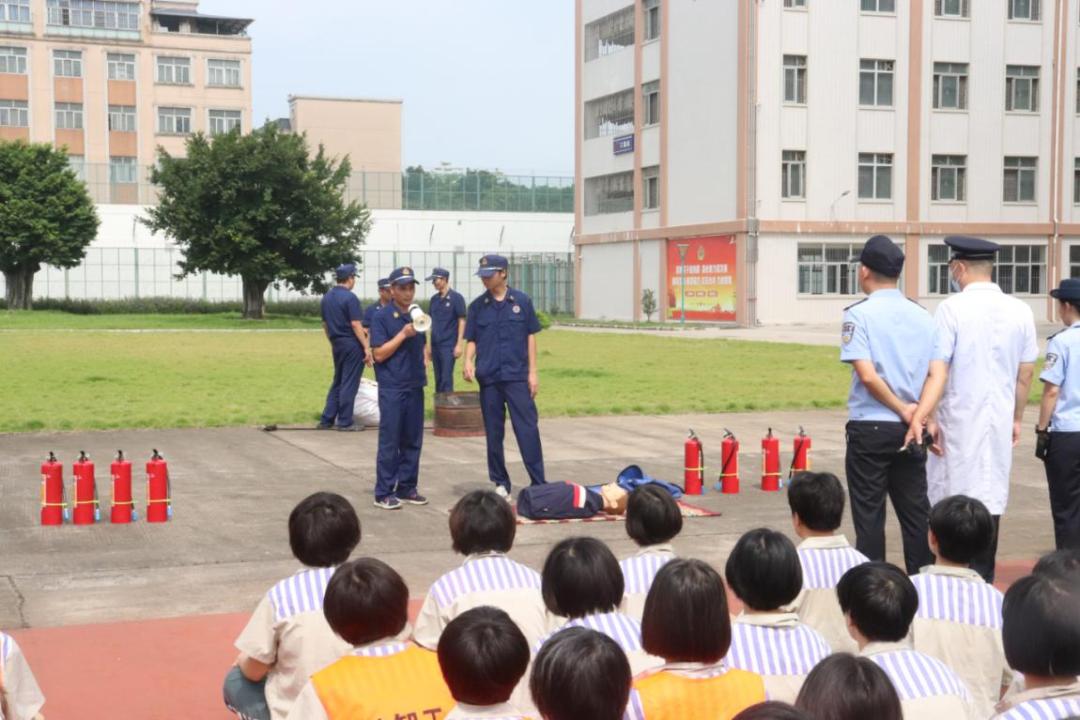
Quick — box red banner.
[666,236,737,322]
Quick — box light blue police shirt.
[840,288,936,422]
[1040,323,1080,432]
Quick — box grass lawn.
[0,310,322,331]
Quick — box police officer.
[841,235,935,574]
[424,267,467,393]
[362,277,391,332]
[369,266,429,511]
[318,263,372,431]
[1036,277,1080,550]
[463,254,546,499]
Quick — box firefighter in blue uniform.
[318,263,371,431]
[425,267,467,393]
[362,277,391,331]
[463,254,546,500]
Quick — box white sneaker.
[494,485,511,502]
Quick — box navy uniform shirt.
[429,289,467,346]
[463,287,542,385]
[321,286,363,341]
[1041,323,1080,431]
[362,301,387,329]
[370,303,427,389]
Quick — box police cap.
[855,235,904,278]
[945,236,1001,261]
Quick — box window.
[1004,156,1037,202]
[797,243,860,295]
[933,62,968,109]
[782,150,806,199]
[0,99,28,127]
[107,52,135,80]
[1006,65,1040,112]
[1069,245,1080,278]
[156,56,190,85]
[584,6,634,62]
[1,0,30,23]
[208,109,241,135]
[931,155,966,201]
[108,104,135,132]
[1008,0,1040,21]
[67,154,85,181]
[859,59,894,107]
[1075,158,1080,205]
[207,58,241,87]
[784,0,807,7]
[858,153,893,200]
[644,0,660,41]
[54,102,83,130]
[584,171,634,215]
[46,0,138,30]
[643,166,659,210]
[158,106,191,135]
[935,0,970,17]
[927,244,953,294]
[861,0,895,12]
[53,49,82,77]
[784,55,807,104]
[994,245,1045,294]
[109,156,136,184]
[0,47,27,74]
[584,89,634,139]
[643,81,660,126]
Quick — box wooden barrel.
[433,391,485,437]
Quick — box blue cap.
[856,235,904,278]
[1051,278,1080,301]
[377,277,391,290]
[335,263,357,280]
[476,254,508,277]
[425,267,450,281]
[388,266,419,285]
[945,236,1001,260]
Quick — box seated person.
[787,472,869,652]
[530,627,630,720]
[226,492,360,720]
[624,559,765,720]
[724,529,831,702]
[619,485,681,622]
[837,562,978,720]
[794,653,902,720]
[287,558,453,720]
[0,632,45,720]
[438,606,531,719]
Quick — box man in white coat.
[905,236,1038,583]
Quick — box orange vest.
[633,668,766,720]
[311,645,455,720]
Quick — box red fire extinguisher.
[720,429,740,494]
[791,426,812,478]
[761,428,781,492]
[684,430,704,495]
[111,450,135,524]
[41,452,66,526]
[146,449,171,523]
[72,451,99,525]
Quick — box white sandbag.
[353,378,380,427]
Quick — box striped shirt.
[912,566,1004,628]
[353,641,410,658]
[865,644,972,701]
[726,614,832,677]
[797,535,870,590]
[268,566,336,622]
[541,611,644,653]
[620,545,675,595]
[430,554,541,609]
[997,696,1080,719]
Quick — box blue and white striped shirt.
[538,611,644,655]
[725,614,831,676]
[353,641,410,658]
[997,696,1080,720]
[430,554,541,609]
[797,536,870,590]
[268,566,336,623]
[911,565,1003,629]
[864,644,972,701]
[620,545,675,596]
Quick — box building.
[575,0,1080,325]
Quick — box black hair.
[642,558,731,663]
[733,702,812,720]
[1033,549,1080,581]
[929,495,994,565]
[323,558,408,646]
[725,528,803,611]
[625,484,683,547]
[288,492,361,567]
[794,653,903,720]
[530,627,631,720]
[541,537,624,618]
[449,490,516,556]
[437,606,529,705]
[787,472,846,532]
[1002,573,1080,677]
[836,562,918,642]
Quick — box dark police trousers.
[375,387,424,500]
[845,421,933,574]
[320,338,364,428]
[432,342,456,394]
[1043,431,1080,550]
[480,381,546,490]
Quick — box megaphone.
[408,304,432,332]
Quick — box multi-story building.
[575,0,1080,325]
[0,0,251,203]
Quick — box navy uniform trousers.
[480,380,546,491]
[1044,431,1080,550]
[374,387,424,500]
[431,342,456,393]
[320,338,364,428]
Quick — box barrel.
[434,392,485,438]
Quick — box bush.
[537,310,552,330]
[0,296,324,316]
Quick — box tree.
[143,123,370,319]
[0,142,99,310]
[641,288,657,323]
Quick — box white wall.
[579,242,635,320]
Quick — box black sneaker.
[335,424,364,432]
[398,493,429,506]
[316,423,333,430]
[374,496,402,511]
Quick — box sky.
[199,1,575,176]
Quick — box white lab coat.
[927,282,1038,514]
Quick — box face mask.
[948,265,961,293]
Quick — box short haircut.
[530,627,631,720]
[1002,574,1080,677]
[449,490,516,556]
[437,606,529,705]
[625,484,683,546]
[323,558,408,646]
[732,702,812,720]
[1033,549,1080,581]
[836,562,918,642]
[929,495,994,565]
[642,558,731,663]
[725,528,803,611]
[787,472,846,532]
[541,537,624,618]
[288,492,361,567]
[795,653,902,720]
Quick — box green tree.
[641,288,657,323]
[143,123,370,319]
[0,142,99,310]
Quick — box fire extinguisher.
[146,449,171,523]
[761,428,781,492]
[719,429,740,494]
[791,426,812,478]
[684,430,704,495]
[111,450,136,524]
[72,451,99,525]
[41,452,66,526]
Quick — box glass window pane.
[859,165,874,198]
[941,167,956,199]
[878,72,893,105]
[1016,79,1031,110]
[859,72,875,105]
[942,76,957,107]
[877,166,891,198]
[1021,170,1035,200]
